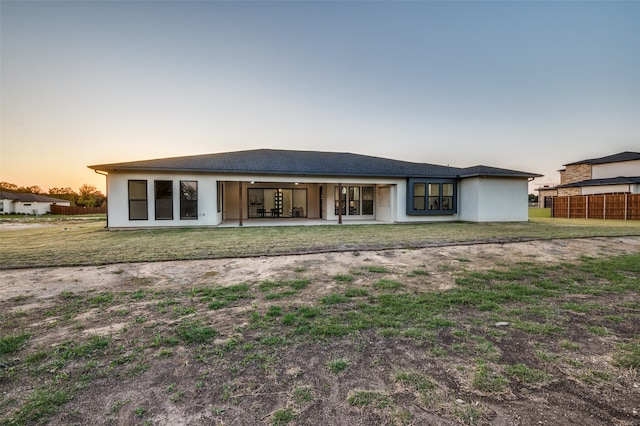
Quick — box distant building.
[0,191,71,215]
[536,151,640,208]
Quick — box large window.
[407,179,456,215]
[155,180,173,220]
[335,186,374,216]
[128,180,148,220]
[180,181,198,219]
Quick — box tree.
[0,182,19,191]
[76,184,105,207]
[528,194,538,203]
[49,187,78,205]
[19,185,44,194]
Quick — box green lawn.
[1,215,639,269]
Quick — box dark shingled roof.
[556,176,640,188]
[564,151,640,166]
[457,165,541,178]
[0,191,69,203]
[89,149,540,179]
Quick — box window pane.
[155,181,173,220]
[155,181,172,198]
[349,186,360,215]
[292,189,307,217]
[413,196,425,210]
[129,181,147,200]
[128,180,147,220]
[428,196,439,210]
[155,199,173,219]
[129,200,148,220]
[362,200,374,215]
[180,181,197,200]
[442,197,453,210]
[428,183,440,196]
[442,183,454,197]
[362,186,374,200]
[180,181,198,219]
[414,183,425,196]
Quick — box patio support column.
[338,182,343,224]
[238,181,243,227]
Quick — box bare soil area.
[1,237,639,425]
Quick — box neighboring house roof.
[0,191,69,203]
[564,151,640,166]
[89,149,540,179]
[556,176,640,189]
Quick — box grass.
[2,219,640,424]
[1,217,639,269]
[327,359,349,374]
[346,390,393,409]
[0,333,31,355]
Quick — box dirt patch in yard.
[1,236,639,425]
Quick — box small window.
[407,179,456,215]
[217,182,223,213]
[155,181,173,220]
[180,181,198,219]
[362,186,374,215]
[349,186,360,215]
[428,183,440,210]
[129,180,148,220]
[413,183,426,211]
[442,183,454,210]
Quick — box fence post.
[585,196,588,219]
[625,194,628,221]
[603,195,606,220]
[567,196,570,218]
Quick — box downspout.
[94,169,109,228]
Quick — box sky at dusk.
[1,1,639,194]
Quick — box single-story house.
[536,151,640,207]
[0,191,71,215]
[88,149,541,228]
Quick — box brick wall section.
[537,188,557,208]
[561,164,592,185]
[558,187,581,197]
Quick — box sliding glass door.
[248,188,307,218]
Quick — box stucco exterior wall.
[459,177,528,222]
[107,172,220,228]
[582,184,634,195]
[0,199,13,214]
[592,160,640,179]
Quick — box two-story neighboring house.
[537,151,640,208]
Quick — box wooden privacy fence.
[552,194,640,220]
[50,204,106,215]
